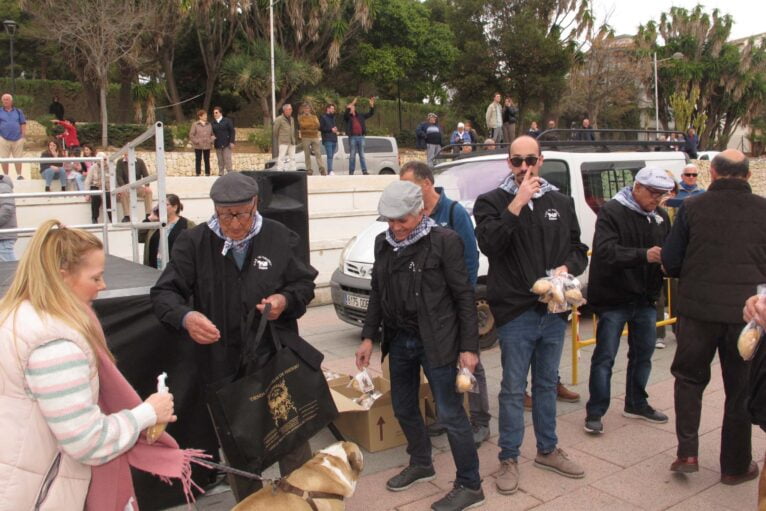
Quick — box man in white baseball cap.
[583,166,674,435]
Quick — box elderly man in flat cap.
[356,180,484,511]
[583,167,675,436]
[151,172,319,501]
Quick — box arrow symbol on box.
[377,416,385,441]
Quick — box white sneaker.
[656,338,666,349]
[328,171,335,176]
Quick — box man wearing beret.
[356,180,484,511]
[150,172,319,501]
[584,167,674,436]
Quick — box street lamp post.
[653,51,684,132]
[269,2,276,123]
[3,20,17,96]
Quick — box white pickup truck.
[330,135,690,348]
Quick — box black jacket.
[319,113,338,143]
[343,106,374,136]
[361,227,479,368]
[150,219,320,382]
[587,199,670,310]
[474,187,589,325]
[662,178,766,324]
[502,105,518,124]
[139,216,194,269]
[211,116,236,148]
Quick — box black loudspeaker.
[241,171,310,265]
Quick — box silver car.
[265,135,399,175]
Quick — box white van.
[330,140,689,347]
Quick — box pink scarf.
[84,310,208,510]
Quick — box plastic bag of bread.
[530,270,586,314]
[349,369,383,410]
[738,320,763,361]
[455,367,478,393]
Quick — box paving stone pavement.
[167,304,763,510]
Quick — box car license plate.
[344,294,369,309]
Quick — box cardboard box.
[331,376,431,452]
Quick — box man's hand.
[356,338,373,370]
[459,351,478,373]
[744,294,766,329]
[183,311,221,344]
[257,294,287,320]
[646,246,662,264]
[508,169,540,215]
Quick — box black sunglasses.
[683,173,698,177]
[509,156,539,167]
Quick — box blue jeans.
[497,308,566,461]
[586,304,657,417]
[388,331,480,489]
[323,141,337,173]
[42,166,67,188]
[348,136,367,174]
[0,239,16,261]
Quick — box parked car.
[265,135,400,175]
[330,141,689,349]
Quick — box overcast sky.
[591,0,764,41]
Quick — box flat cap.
[209,172,259,205]
[634,166,675,192]
[377,181,423,221]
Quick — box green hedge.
[76,123,176,151]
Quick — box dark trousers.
[195,149,211,175]
[388,331,481,489]
[228,440,312,502]
[89,186,112,224]
[671,316,752,475]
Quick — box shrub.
[395,129,416,148]
[76,123,176,151]
[173,123,191,146]
[248,128,272,152]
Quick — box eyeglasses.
[217,205,255,224]
[509,156,539,167]
[683,173,698,177]
[642,186,668,199]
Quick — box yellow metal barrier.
[570,278,677,385]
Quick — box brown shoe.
[670,456,699,473]
[524,392,532,410]
[721,461,759,485]
[557,383,580,403]
[495,459,519,495]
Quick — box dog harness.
[276,479,345,511]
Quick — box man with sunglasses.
[474,136,589,494]
[584,167,675,436]
[151,172,320,501]
[666,164,705,208]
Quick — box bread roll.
[738,328,761,361]
[532,279,553,295]
[551,287,566,305]
[456,373,473,393]
[565,288,583,304]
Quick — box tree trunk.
[100,84,108,147]
[117,62,134,123]
[160,47,185,124]
[203,72,216,112]
[83,81,101,121]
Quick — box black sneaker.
[17,175,23,180]
[472,424,489,447]
[428,422,446,437]
[623,405,668,424]
[386,464,436,491]
[121,216,130,223]
[584,415,603,434]
[431,483,485,511]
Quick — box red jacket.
[55,120,80,148]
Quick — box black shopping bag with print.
[206,304,338,473]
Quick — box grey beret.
[209,173,259,205]
[634,166,675,192]
[377,181,423,221]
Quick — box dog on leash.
[232,441,364,511]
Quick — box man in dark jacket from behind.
[474,135,589,494]
[150,172,319,501]
[662,149,766,483]
[584,167,675,436]
[355,180,484,511]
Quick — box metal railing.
[569,278,677,385]
[0,122,170,268]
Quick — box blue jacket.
[430,188,479,286]
[665,183,705,208]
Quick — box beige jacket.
[273,115,296,145]
[0,302,97,510]
[485,101,503,130]
[189,121,215,150]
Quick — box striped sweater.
[24,339,156,466]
